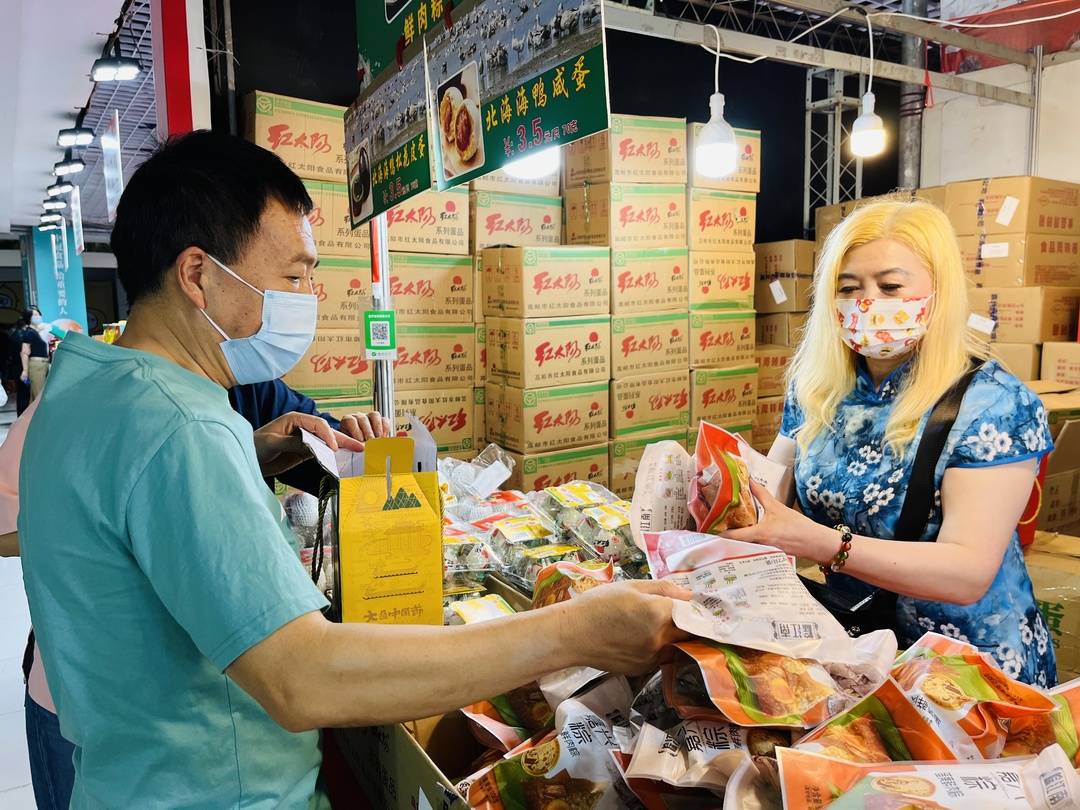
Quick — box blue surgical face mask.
[200,254,317,385]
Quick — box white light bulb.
[115,62,140,81]
[92,64,118,82]
[502,147,561,180]
[851,92,886,158]
[694,93,738,179]
[43,199,67,211]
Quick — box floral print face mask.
[835,296,932,359]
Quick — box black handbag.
[800,361,981,637]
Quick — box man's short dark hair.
[110,130,313,306]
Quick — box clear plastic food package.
[530,480,620,532]
[487,514,562,566]
[506,543,584,591]
[571,499,648,578]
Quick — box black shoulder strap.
[893,361,981,541]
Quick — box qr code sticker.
[369,320,390,347]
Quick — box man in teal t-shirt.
[19,132,687,807]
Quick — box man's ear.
[174,247,210,310]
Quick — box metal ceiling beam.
[768,0,1035,68]
[604,4,1035,107]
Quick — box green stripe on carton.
[615,183,685,195]
[691,189,756,201]
[733,129,761,139]
[533,445,608,466]
[694,366,758,382]
[538,317,611,328]
[474,388,485,404]
[615,427,689,452]
[391,254,472,267]
[318,257,370,269]
[615,247,688,260]
[615,413,690,437]
[296,380,374,398]
[528,247,610,260]
[315,398,373,411]
[302,179,348,194]
[477,191,562,207]
[397,324,475,335]
[612,114,686,131]
[689,300,752,311]
[536,382,609,400]
[691,309,756,321]
[621,312,687,326]
[255,93,344,119]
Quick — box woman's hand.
[723,479,836,562]
[337,411,392,443]
[253,413,364,479]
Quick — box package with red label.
[890,632,1057,760]
[688,421,761,534]
[795,678,957,764]
[777,743,1080,810]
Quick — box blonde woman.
[727,199,1055,686]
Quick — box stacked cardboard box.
[1026,530,1080,681]
[243,91,375,409]
[949,178,1080,384]
[813,187,946,250]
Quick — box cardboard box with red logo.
[470,164,560,197]
[393,323,477,391]
[470,191,562,252]
[968,287,1080,344]
[687,124,761,193]
[473,387,486,449]
[989,343,1041,381]
[394,388,475,456]
[754,240,815,314]
[486,381,609,454]
[505,443,610,492]
[958,234,1080,288]
[313,396,376,421]
[610,247,689,315]
[388,253,473,322]
[610,312,689,378]
[282,329,373,399]
[386,188,470,255]
[610,371,691,440]
[814,187,945,245]
[564,114,688,187]
[945,176,1080,237]
[473,255,485,323]
[753,395,786,454]
[244,91,346,182]
[755,312,808,349]
[487,315,611,388]
[564,183,687,250]
[482,246,611,318]
[687,189,757,253]
[1042,342,1080,386]
[690,365,758,425]
[303,180,371,257]
[610,428,688,499]
[755,345,794,398]
[474,322,486,387]
[314,256,371,328]
[689,252,755,310]
[689,310,756,368]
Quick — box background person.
[727,199,1055,687]
[14,311,48,415]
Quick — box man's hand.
[560,580,692,675]
[19,373,28,385]
[253,413,364,479]
[337,411,393,444]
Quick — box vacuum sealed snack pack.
[689,422,758,533]
[462,681,556,753]
[1002,678,1080,764]
[531,559,616,609]
[467,677,641,810]
[794,678,956,764]
[776,743,1080,810]
[890,633,1056,760]
[448,593,516,625]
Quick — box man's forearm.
[232,604,582,732]
[0,532,18,557]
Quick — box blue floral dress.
[781,359,1056,687]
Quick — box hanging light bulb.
[47,179,74,197]
[43,198,67,211]
[40,213,63,224]
[695,92,738,179]
[502,146,561,180]
[851,91,886,158]
[58,109,95,147]
[53,149,85,177]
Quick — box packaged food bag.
[776,743,1080,810]
[612,749,729,810]
[890,632,1056,760]
[571,500,648,578]
[624,719,792,792]
[531,481,620,531]
[448,593,515,625]
[629,440,695,552]
[1002,677,1080,764]
[467,677,642,810]
[795,678,957,764]
[462,681,556,753]
[665,639,843,728]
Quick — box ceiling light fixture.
[91,39,141,82]
[53,149,85,177]
[47,179,74,196]
[39,224,60,232]
[502,147,561,180]
[40,213,63,224]
[58,109,95,147]
[695,27,738,179]
[850,14,886,158]
[43,198,67,211]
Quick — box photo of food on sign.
[438,62,486,180]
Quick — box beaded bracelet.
[820,524,854,576]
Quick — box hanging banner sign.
[103,110,125,223]
[70,185,85,255]
[426,0,607,190]
[347,0,609,226]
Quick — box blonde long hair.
[788,198,987,456]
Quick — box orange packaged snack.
[1002,677,1080,764]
